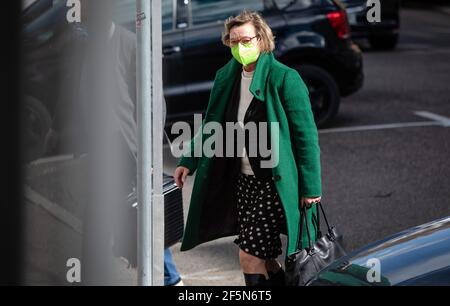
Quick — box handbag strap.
[317,201,332,232]
[298,208,305,249]
[311,204,321,238]
[298,206,313,250]
[297,201,333,250]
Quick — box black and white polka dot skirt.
[234,173,287,260]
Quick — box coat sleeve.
[281,69,322,198]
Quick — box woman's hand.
[174,166,190,189]
[301,196,321,208]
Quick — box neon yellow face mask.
[231,42,261,67]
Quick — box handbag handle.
[312,205,321,238]
[317,201,332,232]
[297,201,333,250]
[298,206,313,250]
[311,201,332,234]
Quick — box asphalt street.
[166,7,450,285]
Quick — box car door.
[162,0,186,125]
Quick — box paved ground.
[167,7,450,286]
[21,7,450,286]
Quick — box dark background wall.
[0,1,23,285]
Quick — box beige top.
[238,69,255,175]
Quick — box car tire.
[21,95,52,163]
[295,64,340,128]
[369,34,398,50]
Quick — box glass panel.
[20,0,139,285]
[114,0,174,32]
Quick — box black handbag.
[285,202,346,286]
[113,175,184,268]
[125,175,185,248]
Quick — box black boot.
[268,267,285,286]
[243,273,270,286]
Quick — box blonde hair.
[222,10,275,53]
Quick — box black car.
[140,0,364,128]
[341,0,401,49]
[308,216,450,286]
[22,0,364,158]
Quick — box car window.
[23,0,38,9]
[114,0,174,32]
[274,0,327,10]
[52,0,65,5]
[273,0,296,10]
[162,0,174,31]
[191,0,265,26]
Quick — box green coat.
[177,52,322,256]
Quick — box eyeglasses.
[229,35,259,47]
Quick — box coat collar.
[216,52,274,102]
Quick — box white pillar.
[136,0,164,286]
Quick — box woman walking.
[174,10,322,286]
